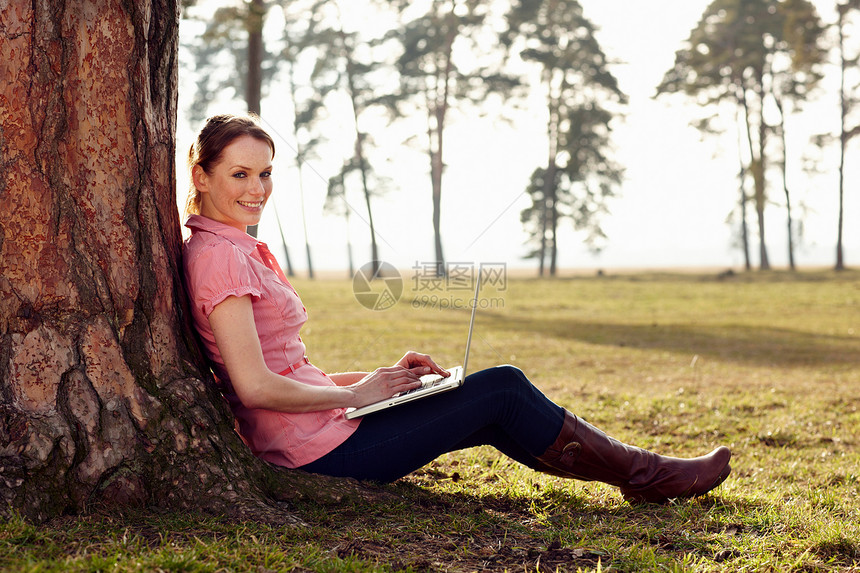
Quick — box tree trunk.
[773,95,795,270]
[246,0,264,115]
[737,86,756,272]
[549,193,558,277]
[537,177,549,278]
[429,110,446,277]
[0,0,374,524]
[836,6,848,271]
[734,99,752,272]
[739,177,752,272]
[244,0,265,239]
[538,166,556,279]
[428,15,457,278]
[539,78,560,278]
[358,134,381,274]
[752,156,770,270]
[741,75,770,271]
[285,66,315,279]
[753,68,770,270]
[273,206,296,277]
[341,32,380,273]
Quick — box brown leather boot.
[536,411,732,504]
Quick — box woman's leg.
[300,365,565,482]
[535,412,732,503]
[301,364,732,503]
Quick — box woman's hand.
[345,352,449,408]
[394,351,449,378]
[347,366,423,407]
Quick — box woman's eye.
[261,171,272,178]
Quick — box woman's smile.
[194,135,274,232]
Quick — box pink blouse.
[183,214,359,468]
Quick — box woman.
[182,114,732,503]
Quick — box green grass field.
[2,269,859,572]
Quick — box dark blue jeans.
[299,365,566,482]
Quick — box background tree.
[389,0,518,275]
[835,0,860,270]
[694,108,754,270]
[314,0,391,275]
[183,0,275,124]
[184,0,329,275]
[247,0,265,114]
[245,0,266,238]
[0,0,366,524]
[519,104,625,275]
[324,170,356,276]
[183,0,271,238]
[657,0,826,271]
[506,0,626,276]
[271,0,340,279]
[768,0,826,270]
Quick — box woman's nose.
[249,177,267,195]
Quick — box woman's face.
[194,135,274,232]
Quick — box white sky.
[178,0,856,273]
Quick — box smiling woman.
[194,136,274,230]
[179,113,733,505]
[185,114,276,231]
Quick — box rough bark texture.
[0,0,373,524]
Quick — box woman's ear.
[191,164,208,194]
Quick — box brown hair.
[185,113,276,216]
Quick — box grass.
[2,268,859,572]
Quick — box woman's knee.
[496,364,530,385]
[468,364,532,392]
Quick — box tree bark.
[0,0,374,524]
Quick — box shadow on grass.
[479,312,859,369]
[14,481,764,573]
[315,479,755,572]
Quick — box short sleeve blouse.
[183,214,359,468]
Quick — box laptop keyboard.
[399,373,444,396]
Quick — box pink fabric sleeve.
[189,243,264,318]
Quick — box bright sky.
[178,0,855,274]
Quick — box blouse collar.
[184,214,259,255]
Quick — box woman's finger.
[397,351,448,375]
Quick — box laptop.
[344,273,480,419]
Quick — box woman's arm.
[328,372,367,386]
[208,295,429,412]
[328,352,449,387]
